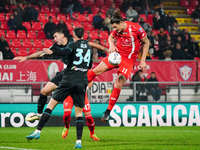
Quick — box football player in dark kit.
[26,27,92,149]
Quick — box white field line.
[0,146,39,150]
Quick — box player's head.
[52,28,67,45]
[73,27,84,39]
[110,10,124,33]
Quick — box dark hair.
[73,27,84,38]
[52,28,67,37]
[110,9,124,24]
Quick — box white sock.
[35,129,41,133]
[76,140,81,144]
[37,113,42,117]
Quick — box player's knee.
[40,88,49,96]
[115,75,126,87]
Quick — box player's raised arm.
[13,51,44,63]
[108,34,118,53]
[88,41,108,52]
[139,36,150,71]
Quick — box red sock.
[63,111,71,129]
[107,87,121,111]
[87,69,96,83]
[85,114,95,135]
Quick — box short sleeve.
[111,30,118,37]
[137,26,147,40]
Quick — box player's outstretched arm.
[108,34,118,54]
[13,51,44,63]
[139,36,150,71]
[88,42,108,52]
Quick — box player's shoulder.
[126,21,141,30]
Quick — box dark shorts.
[53,80,87,108]
[50,72,63,86]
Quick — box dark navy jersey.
[61,39,92,85]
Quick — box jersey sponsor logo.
[179,65,192,81]
[71,66,87,72]
[47,62,59,80]
[120,37,132,46]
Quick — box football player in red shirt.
[88,10,150,121]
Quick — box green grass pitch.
[0,126,200,150]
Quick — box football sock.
[76,117,84,140]
[107,87,121,111]
[63,111,71,129]
[85,114,95,135]
[37,108,52,131]
[87,69,96,83]
[37,93,47,114]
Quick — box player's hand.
[43,48,53,55]
[108,45,118,54]
[13,56,27,63]
[139,61,147,72]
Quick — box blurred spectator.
[139,17,152,36]
[143,0,154,19]
[172,22,182,34]
[131,70,148,101]
[31,0,48,9]
[122,0,131,12]
[147,72,162,102]
[14,2,25,19]
[0,0,9,13]
[104,14,112,32]
[73,0,92,14]
[163,50,172,60]
[44,16,56,39]
[126,6,139,22]
[183,47,194,60]
[10,0,17,5]
[166,12,177,33]
[106,2,117,17]
[7,14,18,34]
[13,10,27,34]
[172,42,184,60]
[96,39,107,58]
[176,36,185,48]
[93,11,109,33]
[157,27,167,43]
[170,30,178,42]
[160,36,174,59]
[0,35,9,51]
[24,2,39,22]
[87,37,91,42]
[152,35,161,58]
[155,2,166,19]
[191,5,200,24]
[60,0,76,20]
[56,19,72,39]
[133,0,143,14]
[180,29,191,44]
[188,37,200,57]
[153,11,165,29]
[149,31,156,43]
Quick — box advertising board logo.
[179,65,192,81]
[47,62,59,80]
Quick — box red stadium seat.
[85,0,94,6]
[57,14,67,22]
[115,0,123,6]
[48,0,55,5]
[10,5,17,11]
[0,30,5,37]
[29,48,38,54]
[87,14,95,22]
[43,39,53,48]
[84,22,94,31]
[77,14,87,22]
[41,6,50,13]
[55,0,61,5]
[89,31,99,39]
[51,6,60,13]
[1,22,9,29]
[138,14,147,22]
[37,30,46,39]
[22,22,31,30]
[33,39,43,48]
[5,13,11,21]
[147,14,154,26]
[27,30,37,39]
[12,39,22,48]
[91,6,100,14]
[0,13,5,21]
[187,7,195,15]
[10,48,18,56]
[105,0,114,6]
[18,48,28,56]
[22,39,32,48]
[66,22,73,31]
[17,30,26,39]
[99,31,109,39]
[38,13,47,22]
[6,30,16,38]
[101,6,109,14]
[73,22,83,28]
[32,22,42,30]
[180,0,189,7]
[95,0,104,6]
[190,0,199,7]
[46,13,57,22]
[79,0,84,5]
[101,14,106,19]
[83,33,89,40]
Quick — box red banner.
[198,60,200,81]
[0,60,64,82]
[0,60,197,82]
[92,61,197,82]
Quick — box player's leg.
[62,96,73,139]
[25,82,57,121]
[83,93,100,141]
